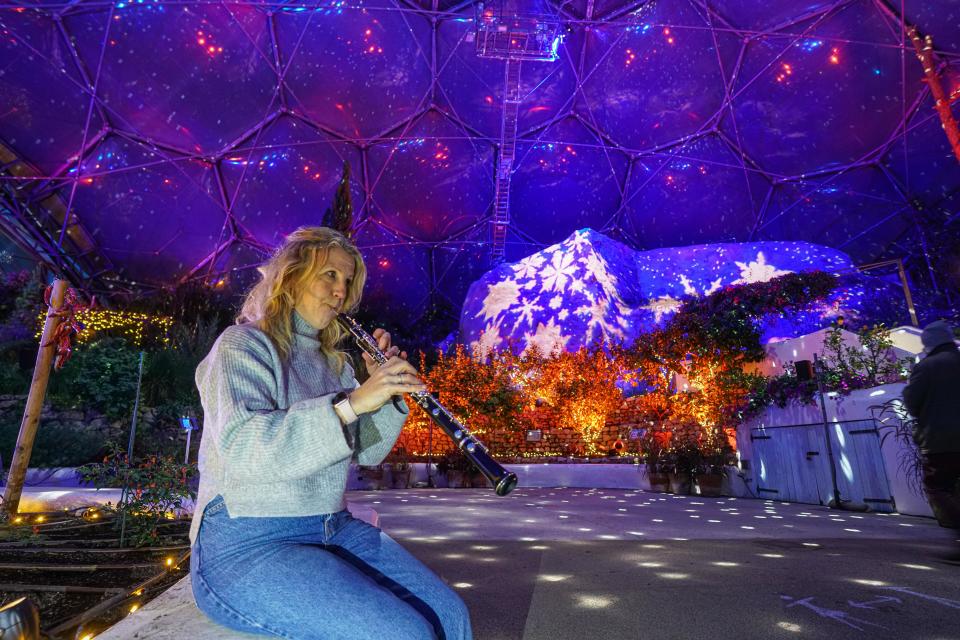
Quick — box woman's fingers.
[373,328,391,352]
[383,369,426,391]
[375,357,425,392]
[350,359,425,413]
[377,355,419,375]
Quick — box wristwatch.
[332,391,359,425]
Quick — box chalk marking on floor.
[781,595,886,631]
[878,586,960,610]
[847,596,902,610]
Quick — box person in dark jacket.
[902,320,960,561]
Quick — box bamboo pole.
[3,278,68,517]
[907,27,960,165]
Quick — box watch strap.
[333,391,359,425]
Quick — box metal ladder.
[491,57,522,263]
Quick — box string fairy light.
[36,308,174,347]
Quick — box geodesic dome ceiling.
[1,0,959,329]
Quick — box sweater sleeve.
[902,361,927,420]
[197,327,354,484]
[339,361,408,466]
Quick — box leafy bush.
[0,417,108,468]
[873,398,923,496]
[78,442,197,547]
[747,367,817,413]
[139,319,219,423]
[0,346,30,395]
[819,323,910,392]
[0,268,45,347]
[46,337,141,421]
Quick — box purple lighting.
[0,0,956,328]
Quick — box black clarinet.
[337,314,519,497]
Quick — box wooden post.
[3,278,67,516]
[907,27,960,165]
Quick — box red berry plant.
[78,442,197,546]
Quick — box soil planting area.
[0,511,190,639]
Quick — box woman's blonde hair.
[238,226,367,372]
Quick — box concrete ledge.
[506,463,644,489]
[5,487,130,513]
[95,503,378,640]
[95,574,258,640]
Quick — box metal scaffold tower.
[491,58,522,263]
[475,1,562,263]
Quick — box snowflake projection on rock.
[460,229,906,356]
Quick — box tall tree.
[323,161,354,238]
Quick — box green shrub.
[139,320,218,423]
[0,348,29,395]
[78,442,197,547]
[0,416,108,468]
[46,337,141,421]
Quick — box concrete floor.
[96,487,960,640]
[351,488,960,640]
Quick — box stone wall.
[0,395,192,467]
[2,391,648,467]
[396,396,647,461]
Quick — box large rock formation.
[460,229,904,356]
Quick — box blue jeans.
[191,496,472,640]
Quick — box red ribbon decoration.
[42,285,88,370]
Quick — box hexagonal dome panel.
[65,4,277,153]
[0,0,956,326]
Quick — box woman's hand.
[349,355,425,414]
[361,328,408,376]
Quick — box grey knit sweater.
[190,311,407,543]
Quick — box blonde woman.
[190,227,472,639]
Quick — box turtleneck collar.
[292,310,320,341]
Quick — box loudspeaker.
[795,360,814,381]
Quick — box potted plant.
[467,464,489,488]
[438,452,468,488]
[358,463,386,490]
[638,428,670,492]
[668,442,697,495]
[693,426,732,497]
[390,447,412,489]
[695,465,724,497]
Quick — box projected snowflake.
[460,229,904,355]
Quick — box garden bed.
[0,510,189,638]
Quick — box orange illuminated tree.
[398,345,530,458]
[517,344,626,456]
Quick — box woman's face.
[294,246,356,330]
